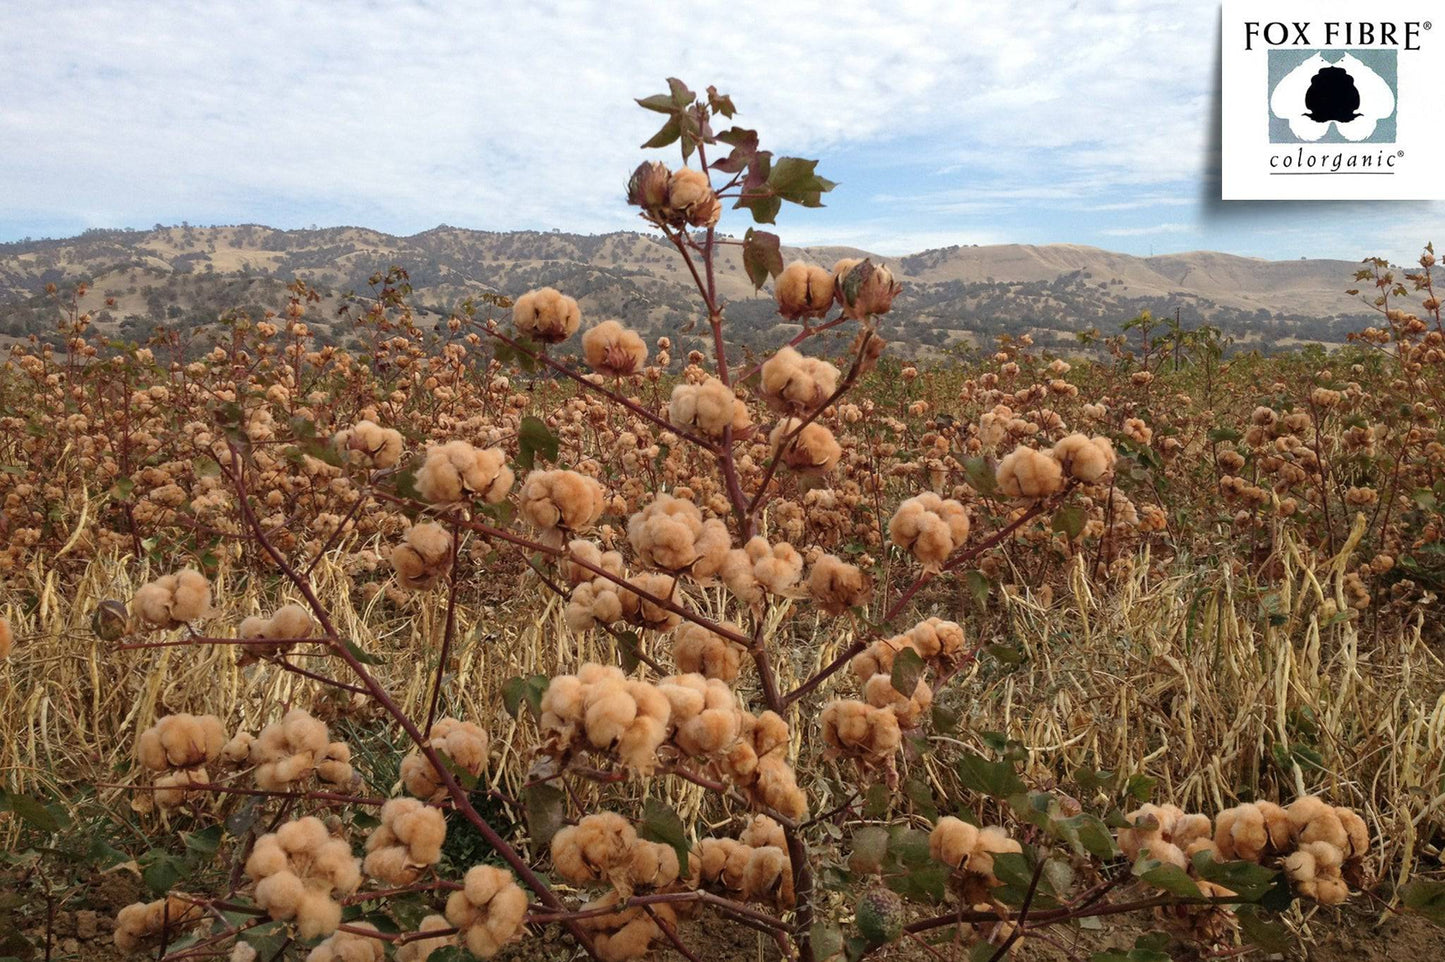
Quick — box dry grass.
[3,515,1441,896]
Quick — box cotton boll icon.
[1271,53,1395,142]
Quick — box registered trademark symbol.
[1425,21,1433,29]
[1398,150,1406,158]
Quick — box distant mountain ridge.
[0,224,1381,353]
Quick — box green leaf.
[184,824,223,858]
[1208,427,1242,443]
[964,570,990,608]
[140,849,187,894]
[517,416,559,471]
[886,863,949,903]
[742,228,783,291]
[1402,879,1445,924]
[502,675,549,719]
[1051,504,1086,540]
[767,157,836,207]
[522,783,567,848]
[956,751,1025,799]
[341,637,383,666]
[0,789,59,833]
[641,115,682,150]
[635,94,677,114]
[640,798,690,877]
[890,647,926,697]
[849,826,890,875]
[862,783,890,818]
[1137,861,1201,897]
[886,826,932,868]
[1193,853,1278,901]
[903,776,938,821]
[963,456,999,497]
[1237,905,1293,952]
[1125,772,1156,802]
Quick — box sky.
[1,0,1440,262]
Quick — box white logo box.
[1220,0,1443,199]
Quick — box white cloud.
[1,0,1439,261]
[1100,223,1196,236]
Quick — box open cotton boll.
[400,718,490,801]
[512,287,581,343]
[237,602,316,662]
[562,539,624,586]
[582,320,648,376]
[774,262,835,321]
[1051,433,1116,482]
[667,167,721,228]
[760,346,840,412]
[395,915,455,962]
[392,522,453,590]
[335,420,404,469]
[245,817,360,937]
[414,441,514,506]
[821,699,902,761]
[306,924,385,962]
[808,553,870,615]
[626,493,710,571]
[996,447,1065,500]
[519,470,606,534]
[667,378,751,438]
[769,419,842,474]
[862,672,932,728]
[930,817,980,870]
[137,713,229,770]
[133,569,212,628]
[113,897,205,953]
[672,621,746,683]
[445,865,528,959]
[363,798,447,884]
[888,493,970,571]
[617,571,682,631]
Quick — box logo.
[1221,1,1442,200]
[1268,50,1395,143]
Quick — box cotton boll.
[769,419,841,474]
[1335,807,1369,860]
[415,441,514,506]
[760,346,840,411]
[133,569,212,628]
[335,420,404,469]
[808,553,870,614]
[513,287,581,343]
[969,826,1023,882]
[391,522,453,590]
[862,672,932,728]
[996,447,1065,500]
[562,540,624,586]
[296,890,344,939]
[626,494,706,571]
[1051,433,1116,482]
[930,817,980,869]
[307,925,385,962]
[668,379,750,438]
[774,262,836,321]
[445,865,528,958]
[672,622,745,682]
[519,470,606,534]
[888,493,970,571]
[582,320,648,376]
[396,915,455,962]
